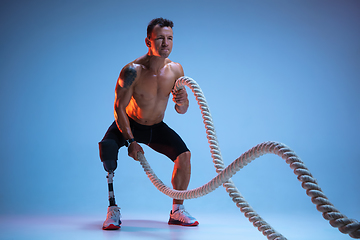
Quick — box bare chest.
[133,70,176,102]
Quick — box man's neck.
[145,54,167,74]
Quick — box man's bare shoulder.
[167,60,184,78]
[131,55,150,69]
[122,60,143,73]
[118,62,142,89]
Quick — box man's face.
[148,25,173,58]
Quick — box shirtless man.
[99,18,199,230]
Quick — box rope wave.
[137,76,360,239]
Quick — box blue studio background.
[0,0,359,230]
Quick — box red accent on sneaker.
[187,221,199,226]
[103,224,121,230]
[168,218,199,226]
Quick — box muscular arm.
[114,64,144,160]
[114,65,137,140]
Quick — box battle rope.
[137,76,360,239]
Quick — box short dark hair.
[147,18,174,39]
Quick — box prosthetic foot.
[102,171,121,230]
[103,205,121,230]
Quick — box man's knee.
[99,139,119,172]
[102,159,117,172]
[174,151,191,168]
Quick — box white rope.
[137,76,360,239]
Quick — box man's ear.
[145,38,151,47]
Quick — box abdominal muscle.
[126,95,170,126]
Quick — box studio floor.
[0,212,353,240]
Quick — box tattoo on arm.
[123,66,137,88]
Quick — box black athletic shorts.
[101,117,189,161]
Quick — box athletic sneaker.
[103,206,121,230]
[168,205,199,226]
